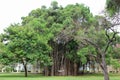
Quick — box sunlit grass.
[0,73,120,80]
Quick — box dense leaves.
[106,0,120,16]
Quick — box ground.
[0,73,120,80]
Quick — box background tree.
[0,35,13,70]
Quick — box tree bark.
[73,62,77,76]
[22,58,27,77]
[44,66,49,76]
[48,40,79,76]
[51,65,54,76]
[24,64,27,77]
[101,54,109,80]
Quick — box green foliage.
[2,25,52,66]
[65,40,79,62]
[77,25,108,49]
[0,36,12,65]
[77,45,96,64]
[5,66,12,72]
[106,0,120,16]
[50,1,58,10]
[110,59,120,69]
[77,47,88,64]
[76,14,118,70]
[112,47,120,59]
[20,3,95,64]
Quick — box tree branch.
[83,38,98,48]
[104,27,118,54]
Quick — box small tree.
[2,25,51,77]
[76,15,119,80]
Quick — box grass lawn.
[0,73,120,80]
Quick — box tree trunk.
[51,65,54,76]
[101,54,109,80]
[67,59,71,75]
[73,62,77,76]
[48,40,79,76]
[82,65,85,74]
[44,66,49,76]
[24,64,27,77]
[22,58,27,77]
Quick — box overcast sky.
[0,0,106,33]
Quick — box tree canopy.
[106,0,120,16]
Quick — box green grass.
[0,73,120,80]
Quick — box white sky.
[0,0,106,33]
